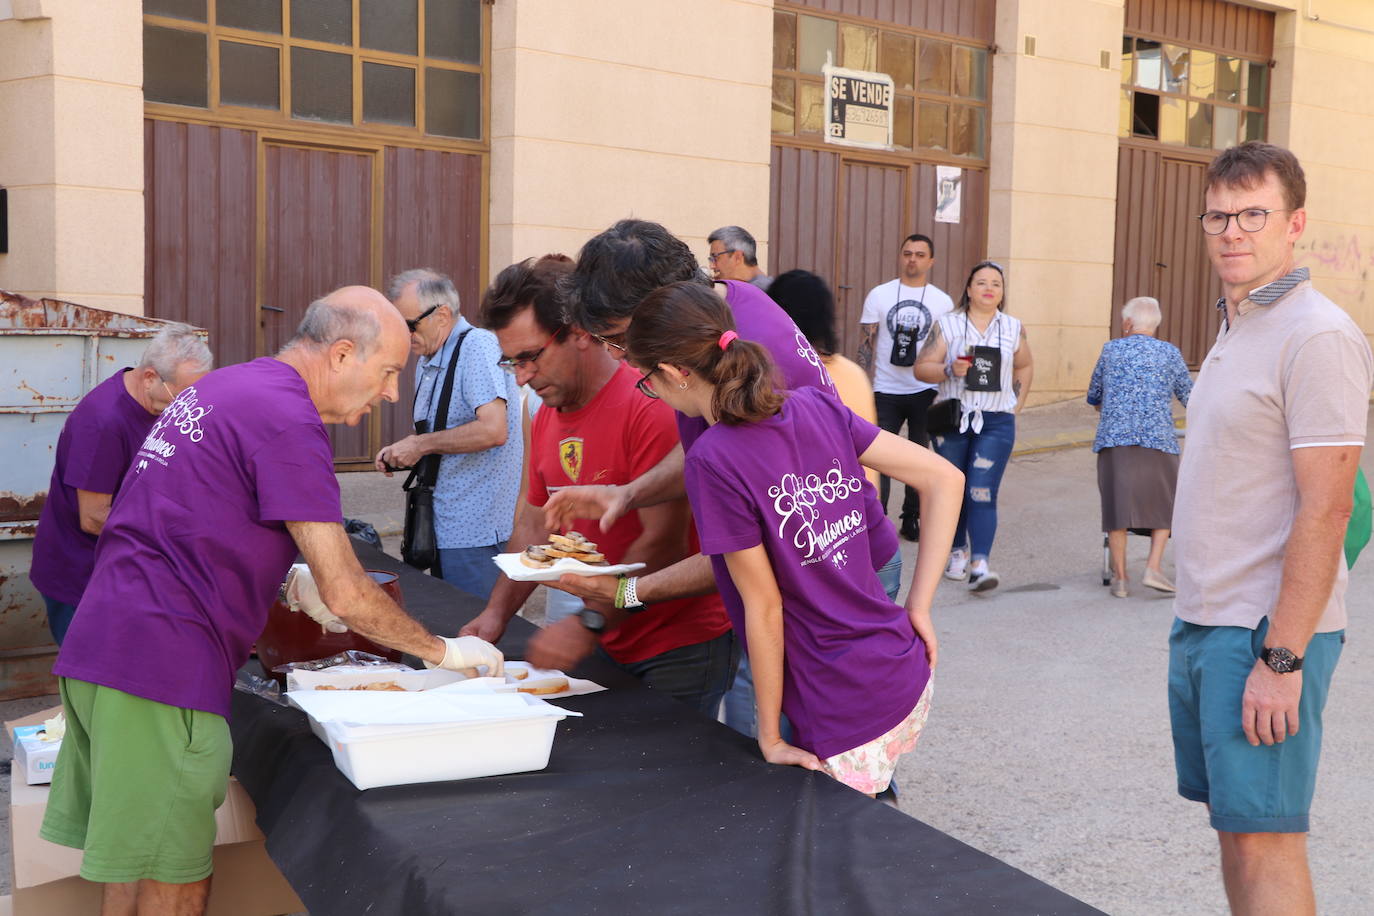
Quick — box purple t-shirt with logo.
[684,387,929,759]
[676,280,898,571]
[55,358,342,717]
[29,370,154,605]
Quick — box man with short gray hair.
[41,286,503,915]
[708,226,772,291]
[29,322,212,644]
[376,268,521,602]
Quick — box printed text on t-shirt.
[768,460,867,565]
[136,387,211,470]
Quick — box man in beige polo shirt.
[1169,142,1373,915]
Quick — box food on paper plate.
[532,531,608,566]
[316,680,409,692]
[505,668,530,681]
[517,676,569,696]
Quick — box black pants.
[874,389,937,522]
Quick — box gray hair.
[138,322,213,379]
[1121,296,1162,332]
[281,298,382,358]
[388,268,460,314]
[707,226,759,267]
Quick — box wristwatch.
[1260,646,1303,674]
[614,575,648,613]
[577,608,607,634]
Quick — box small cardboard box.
[11,727,59,786]
[6,706,303,916]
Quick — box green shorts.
[39,678,232,884]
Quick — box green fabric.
[1346,468,1372,570]
[40,678,231,884]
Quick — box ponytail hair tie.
[718,330,739,350]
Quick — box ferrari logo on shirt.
[559,437,584,482]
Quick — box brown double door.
[769,145,989,362]
[145,119,483,466]
[1113,146,1223,367]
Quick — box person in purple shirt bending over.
[542,219,902,634]
[28,322,212,644]
[624,281,962,793]
[42,287,503,916]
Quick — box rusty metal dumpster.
[0,290,206,699]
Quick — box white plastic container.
[287,683,574,790]
[316,705,566,790]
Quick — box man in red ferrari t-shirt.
[461,255,736,713]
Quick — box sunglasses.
[406,304,440,332]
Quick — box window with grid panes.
[771,7,989,162]
[1119,35,1268,149]
[142,0,484,140]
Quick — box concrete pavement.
[7,400,1370,913]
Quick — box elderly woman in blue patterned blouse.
[1086,296,1193,598]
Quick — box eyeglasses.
[707,249,733,264]
[635,369,659,399]
[1198,208,1292,236]
[591,331,627,354]
[406,304,440,332]
[497,329,563,374]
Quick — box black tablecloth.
[231,545,1101,915]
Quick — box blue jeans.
[42,594,78,646]
[876,549,903,602]
[602,630,739,717]
[435,545,504,602]
[724,550,901,738]
[932,411,1016,561]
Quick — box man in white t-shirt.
[858,233,955,541]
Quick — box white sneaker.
[968,560,1000,593]
[944,548,968,581]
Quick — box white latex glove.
[283,563,349,634]
[425,635,504,677]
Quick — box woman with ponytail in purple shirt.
[625,281,963,795]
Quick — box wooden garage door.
[836,161,907,360]
[146,121,487,467]
[1112,146,1223,366]
[261,143,376,462]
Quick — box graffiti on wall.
[1295,230,1371,307]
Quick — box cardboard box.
[11,728,59,786]
[6,706,303,916]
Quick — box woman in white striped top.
[915,261,1034,591]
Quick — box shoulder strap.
[408,328,471,489]
[431,328,471,436]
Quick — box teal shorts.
[1168,617,1343,833]
[39,678,232,884]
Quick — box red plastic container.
[256,569,406,677]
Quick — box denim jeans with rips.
[931,411,1016,561]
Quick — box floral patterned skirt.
[820,677,934,795]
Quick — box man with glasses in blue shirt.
[375,268,521,603]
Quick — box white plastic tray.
[288,688,577,790]
[492,552,644,582]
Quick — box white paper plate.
[492,552,644,583]
[496,662,607,700]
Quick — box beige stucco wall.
[488,0,773,278]
[0,0,144,315]
[987,0,1124,405]
[1267,0,1374,341]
